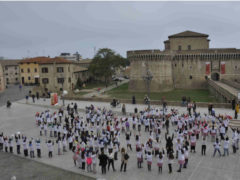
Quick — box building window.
[5,73,8,75]
[15,78,18,81]
[6,78,9,82]
[42,67,48,73]
[68,77,71,83]
[35,68,37,73]
[42,78,49,84]
[190,66,192,69]
[182,64,184,67]
[235,65,238,69]
[57,78,64,84]
[189,75,192,79]
[15,67,17,70]
[28,76,31,80]
[188,45,191,50]
[205,76,208,80]
[21,69,24,73]
[5,67,8,70]
[178,45,182,51]
[27,68,30,73]
[57,67,64,73]
[15,72,18,75]
[175,64,177,67]
[68,66,70,72]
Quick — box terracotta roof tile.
[19,57,73,64]
[168,30,209,38]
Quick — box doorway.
[211,72,220,81]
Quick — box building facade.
[19,57,43,85]
[127,31,240,92]
[38,58,77,93]
[0,64,5,92]
[0,60,20,85]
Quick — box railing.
[208,79,237,101]
[221,79,240,90]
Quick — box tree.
[89,48,127,86]
[75,78,83,89]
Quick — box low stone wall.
[65,96,231,109]
[221,79,240,90]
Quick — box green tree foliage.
[89,48,128,86]
[75,78,83,89]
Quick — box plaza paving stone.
[0,98,240,180]
[0,152,95,180]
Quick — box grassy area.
[81,82,114,90]
[67,91,89,98]
[107,83,218,102]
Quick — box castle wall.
[221,58,240,81]
[172,57,208,89]
[169,37,209,51]
[128,52,173,92]
[127,49,240,93]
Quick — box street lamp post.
[142,63,153,110]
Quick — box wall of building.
[220,58,240,81]
[0,64,5,92]
[172,56,209,89]
[128,51,174,92]
[3,65,20,84]
[19,63,39,85]
[39,63,75,93]
[169,37,209,51]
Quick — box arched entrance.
[211,72,220,81]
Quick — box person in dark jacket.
[165,133,174,154]
[132,95,136,104]
[98,150,108,174]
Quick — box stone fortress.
[127,31,240,92]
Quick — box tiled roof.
[19,57,73,64]
[168,30,209,38]
[0,59,20,66]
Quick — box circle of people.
[0,102,238,175]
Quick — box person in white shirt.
[223,137,229,156]
[9,137,14,153]
[108,151,116,171]
[57,138,62,155]
[137,147,143,168]
[201,137,207,155]
[213,138,221,157]
[23,138,28,157]
[92,151,97,174]
[47,140,54,158]
[35,139,41,158]
[147,151,153,171]
[177,149,185,172]
[29,140,35,158]
[157,150,164,173]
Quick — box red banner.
[221,62,225,74]
[206,62,210,75]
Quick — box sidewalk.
[82,79,129,98]
[17,97,235,118]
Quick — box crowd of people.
[0,101,239,176]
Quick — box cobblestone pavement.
[0,84,32,107]
[0,99,240,180]
[0,152,95,180]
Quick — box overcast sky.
[1,1,240,59]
